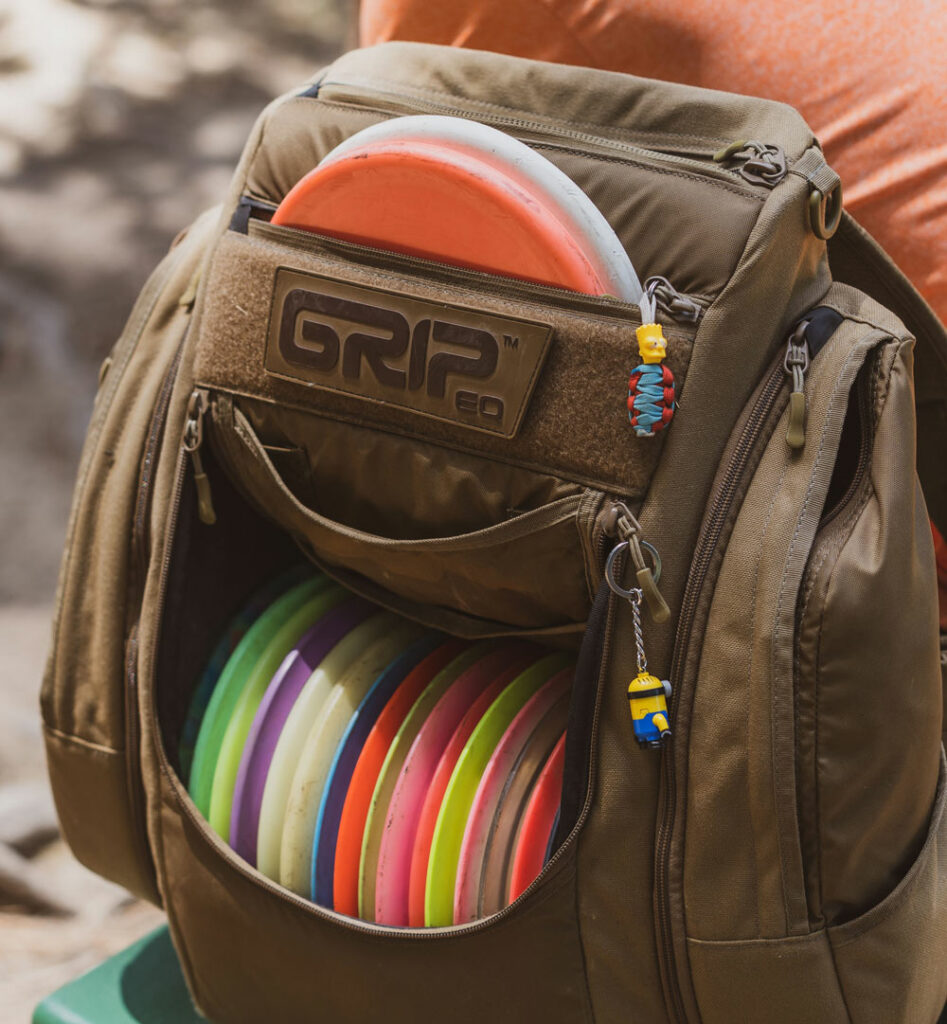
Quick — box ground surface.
[0,1,347,1016]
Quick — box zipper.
[656,314,828,1023]
[130,338,188,582]
[182,389,216,526]
[784,306,847,451]
[245,217,706,327]
[784,321,811,449]
[598,500,670,623]
[712,140,788,187]
[791,374,873,920]
[123,329,190,872]
[313,80,789,195]
[147,455,620,940]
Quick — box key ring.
[605,539,662,600]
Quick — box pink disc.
[374,644,533,926]
[452,667,572,924]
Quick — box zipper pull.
[183,389,216,525]
[784,321,811,450]
[643,275,703,325]
[603,517,672,749]
[713,140,788,187]
[602,502,670,623]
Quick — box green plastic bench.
[33,926,203,1024]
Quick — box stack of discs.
[183,570,576,927]
[271,114,645,305]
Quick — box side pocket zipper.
[792,368,874,922]
[655,308,844,1024]
[122,330,190,879]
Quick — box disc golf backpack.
[42,42,947,1024]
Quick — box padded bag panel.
[41,207,219,903]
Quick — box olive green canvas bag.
[42,42,947,1023]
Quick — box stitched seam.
[528,142,765,201]
[154,758,236,1022]
[572,848,597,1024]
[45,252,180,713]
[823,927,857,1024]
[806,300,912,345]
[747,460,791,937]
[306,88,764,200]
[319,74,750,144]
[244,232,699,337]
[810,482,873,924]
[797,533,834,921]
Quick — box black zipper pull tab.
[602,502,670,623]
[183,389,216,525]
[713,139,788,187]
[784,321,811,450]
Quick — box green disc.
[424,652,570,926]
[188,575,330,815]
[206,582,347,837]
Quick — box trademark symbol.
[503,334,519,350]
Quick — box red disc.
[508,732,566,904]
[933,520,947,578]
[272,140,612,293]
[332,639,467,917]
[405,646,541,927]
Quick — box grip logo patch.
[264,268,553,438]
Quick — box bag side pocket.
[795,337,943,926]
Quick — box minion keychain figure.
[605,532,672,749]
[625,591,672,748]
[628,279,676,438]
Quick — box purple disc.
[229,598,371,863]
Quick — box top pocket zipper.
[241,212,706,328]
[311,79,790,196]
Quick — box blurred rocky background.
[0,0,349,1016]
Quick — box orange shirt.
[361,1,947,628]
[360,0,947,330]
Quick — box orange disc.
[332,638,467,917]
[271,140,613,293]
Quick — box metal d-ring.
[605,539,663,600]
[809,182,843,240]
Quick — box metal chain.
[630,588,647,674]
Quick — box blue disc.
[309,635,443,907]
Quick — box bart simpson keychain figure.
[628,280,676,438]
[605,533,672,749]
